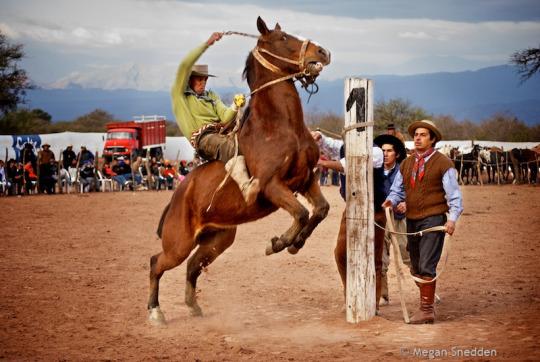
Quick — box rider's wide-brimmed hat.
[191,64,216,78]
[374,134,407,164]
[408,119,443,142]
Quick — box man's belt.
[190,123,223,148]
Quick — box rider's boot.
[225,155,261,205]
[409,277,436,324]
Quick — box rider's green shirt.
[171,42,237,139]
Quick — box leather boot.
[225,156,261,205]
[409,277,436,324]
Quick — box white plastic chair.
[97,170,114,192]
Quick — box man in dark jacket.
[62,146,77,170]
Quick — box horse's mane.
[242,52,255,88]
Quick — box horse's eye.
[282,35,287,41]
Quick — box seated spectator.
[102,160,116,178]
[162,160,177,190]
[179,160,190,176]
[23,161,38,194]
[79,161,97,192]
[22,143,37,171]
[62,145,77,170]
[149,159,165,190]
[78,146,94,166]
[6,159,23,195]
[39,158,57,194]
[131,156,145,189]
[112,157,133,190]
[0,160,7,195]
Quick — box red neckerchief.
[411,147,435,188]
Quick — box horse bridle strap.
[253,39,311,73]
[251,48,283,74]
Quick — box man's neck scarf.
[411,147,435,188]
[185,88,215,105]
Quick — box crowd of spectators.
[0,143,197,196]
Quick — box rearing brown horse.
[148,17,331,324]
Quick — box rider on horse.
[171,32,260,204]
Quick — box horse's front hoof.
[287,245,299,254]
[265,236,279,255]
[287,239,305,254]
[148,307,167,326]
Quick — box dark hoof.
[287,245,299,254]
[266,236,286,255]
[288,239,305,254]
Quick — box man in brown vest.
[383,120,463,324]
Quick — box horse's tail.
[156,202,171,239]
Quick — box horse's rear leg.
[185,228,236,316]
[288,176,329,254]
[263,179,310,255]
[148,223,196,325]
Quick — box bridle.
[250,39,321,96]
[252,39,311,74]
[223,30,322,96]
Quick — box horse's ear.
[257,16,270,35]
[275,23,281,31]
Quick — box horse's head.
[479,149,491,163]
[245,17,331,88]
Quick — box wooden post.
[344,78,375,323]
[495,151,501,185]
[57,149,63,193]
[477,155,483,186]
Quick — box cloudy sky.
[1,0,539,90]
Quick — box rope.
[374,218,446,237]
[316,127,342,139]
[223,30,258,39]
[385,207,410,323]
[341,122,375,137]
[383,207,451,285]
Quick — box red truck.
[102,115,167,161]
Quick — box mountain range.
[26,65,540,125]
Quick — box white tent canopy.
[0,131,194,162]
[1,132,537,162]
[403,140,539,152]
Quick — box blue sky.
[1,0,539,90]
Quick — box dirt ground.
[1,184,539,361]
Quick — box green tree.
[166,120,182,136]
[305,110,342,137]
[0,31,32,115]
[374,98,430,138]
[0,108,52,134]
[511,45,540,82]
[476,113,532,142]
[50,109,116,132]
